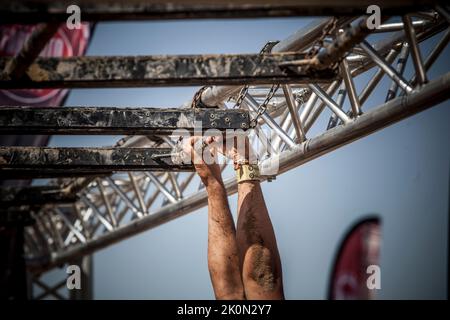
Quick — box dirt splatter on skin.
[242,211,277,292]
[242,209,263,245]
[249,244,277,292]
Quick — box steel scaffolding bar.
[0,107,251,135]
[0,0,441,23]
[0,147,194,178]
[0,53,337,89]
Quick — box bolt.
[211,121,217,127]
[209,113,216,119]
[241,122,249,129]
[224,117,230,123]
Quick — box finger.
[205,136,214,145]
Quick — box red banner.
[0,23,91,106]
[329,218,381,300]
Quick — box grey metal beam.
[0,107,250,135]
[0,53,336,89]
[0,147,194,178]
[26,72,450,272]
[0,0,441,23]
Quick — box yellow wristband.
[235,164,260,183]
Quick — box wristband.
[235,163,260,183]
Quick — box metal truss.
[0,2,449,297]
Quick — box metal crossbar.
[0,107,250,135]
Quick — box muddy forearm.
[237,181,284,299]
[206,181,244,299]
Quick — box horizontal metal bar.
[0,147,194,178]
[0,0,440,23]
[0,107,250,135]
[26,72,450,272]
[0,53,336,89]
[0,186,78,206]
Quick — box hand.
[218,134,257,168]
[184,136,223,188]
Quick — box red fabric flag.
[329,218,381,300]
[0,23,92,106]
